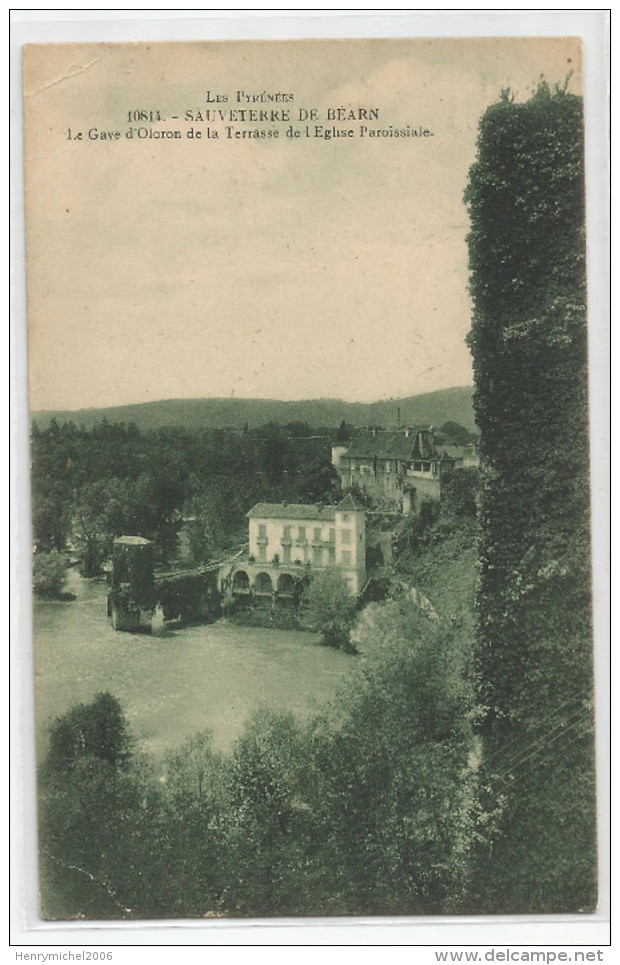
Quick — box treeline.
[31,419,341,577]
[38,597,490,920]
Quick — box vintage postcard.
[22,35,603,925]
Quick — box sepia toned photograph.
[21,33,602,924]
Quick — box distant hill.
[32,386,477,434]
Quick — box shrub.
[302,568,358,650]
[33,550,69,599]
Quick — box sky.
[23,37,582,412]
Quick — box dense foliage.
[34,407,491,918]
[38,596,491,919]
[157,570,220,624]
[30,420,340,573]
[302,568,359,651]
[464,82,597,911]
[434,421,477,447]
[32,550,69,599]
[45,692,133,773]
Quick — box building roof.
[441,445,468,460]
[342,432,415,461]
[246,494,365,521]
[247,502,338,521]
[342,429,437,462]
[337,493,365,512]
[114,535,152,546]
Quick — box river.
[33,568,354,760]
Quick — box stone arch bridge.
[109,538,327,632]
[219,560,314,607]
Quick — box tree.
[260,425,283,483]
[296,601,491,915]
[440,468,480,519]
[133,470,184,563]
[335,419,351,442]
[32,550,69,599]
[39,693,149,918]
[298,458,341,504]
[464,81,596,911]
[437,421,474,446]
[302,569,358,650]
[73,478,139,576]
[184,488,229,563]
[285,420,312,438]
[46,692,133,773]
[31,487,71,553]
[157,732,229,917]
[224,711,309,915]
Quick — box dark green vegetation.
[301,568,359,651]
[465,82,597,912]
[39,589,488,918]
[30,414,474,584]
[391,470,480,625]
[32,385,476,434]
[32,550,71,600]
[33,81,597,919]
[30,419,341,578]
[37,467,485,919]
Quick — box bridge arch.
[297,574,312,602]
[254,572,273,596]
[232,570,250,594]
[277,573,296,597]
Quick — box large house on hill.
[234,493,366,597]
[332,426,478,514]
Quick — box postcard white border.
[10,8,610,951]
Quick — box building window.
[313,527,321,541]
[341,550,351,567]
[282,544,291,563]
[257,522,268,555]
[341,529,351,545]
[258,544,266,562]
[298,526,306,541]
[313,546,322,566]
[328,546,336,564]
[283,525,291,538]
[329,528,335,543]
